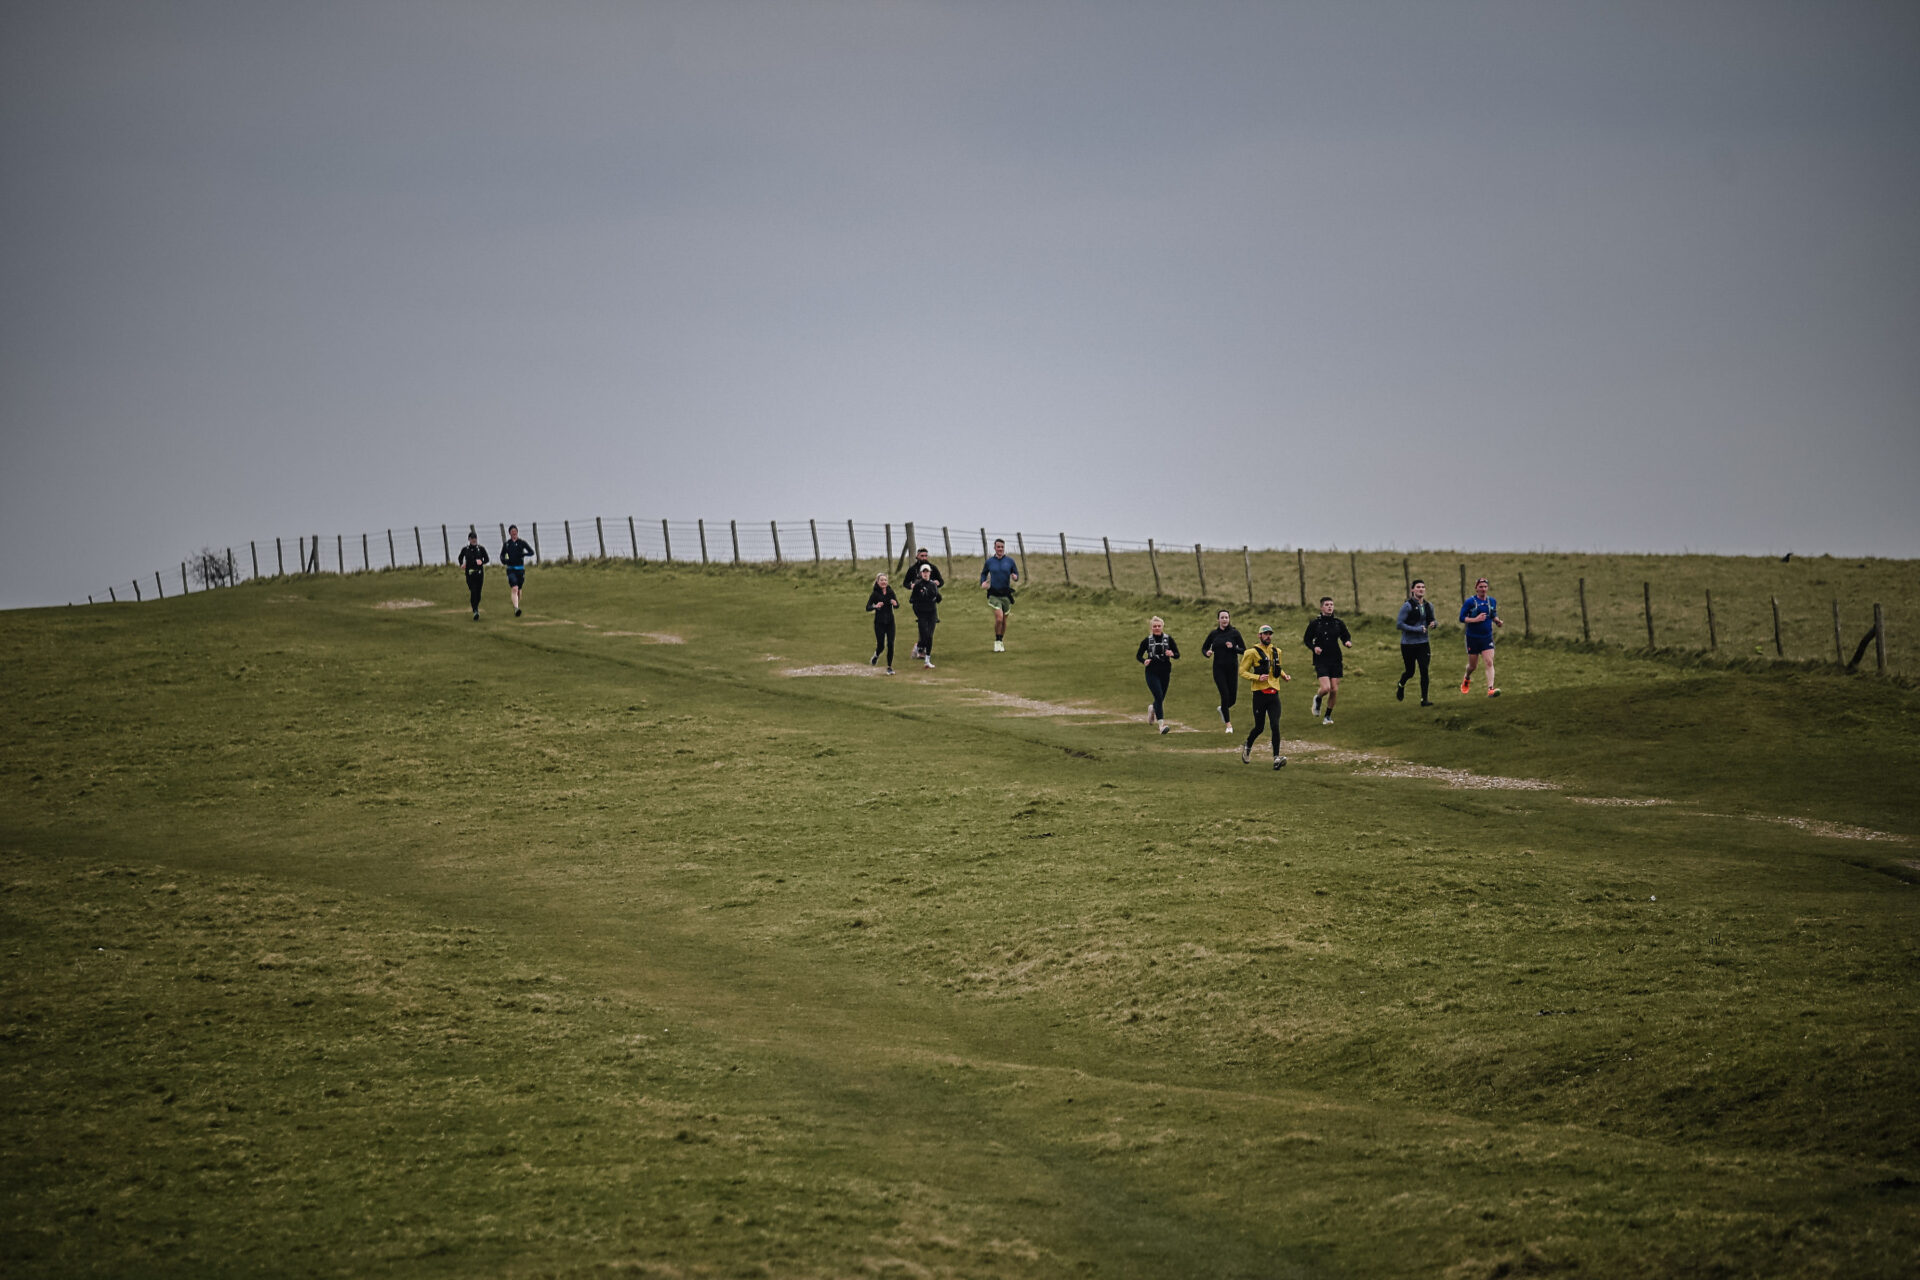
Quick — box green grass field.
[4,560,1917,1278]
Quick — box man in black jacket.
[457,530,489,620]
[1303,597,1352,725]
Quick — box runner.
[865,572,900,674]
[979,538,1020,652]
[1395,579,1437,705]
[1238,624,1292,769]
[1201,609,1246,734]
[500,524,535,617]
[1303,597,1353,725]
[906,549,944,657]
[1136,616,1180,735]
[909,563,942,669]
[457,530,489,620]
[1459,576,1504,696]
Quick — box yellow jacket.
[1239,642,1287,692]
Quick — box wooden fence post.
[1243,547,1254,604]
[1349,551,1360,613]
[387,529,396,568]
[698,519,708,564]
[1103,537,1115,589]
[1297,549,1307,607]
[1459,563,1467,603]
[1519,573,1531,639]
[771,520,782,564]
[1016,532,1027,570]
[1194,544,1206,596]
[628,516,637,559]
[596,516,606,559]
[564,520,575,562]
[181,562,189,593]
[1643,582,1655,649]
[663,519,673,562]
[338,535,344,574]
[1147,539,1163,595]
[228,548,237,583]
[414,526,423,565]
[901,522,914,573]
[942,526,952,565]
[1831,599,1843,665]
[532,523,542,561]
[1875,603,1887,675]
[362,532,370,571]
[109,588,117,602]
[155,571,164,599]
[846,519,855,568]
[132,580,140,602]
[885,523,893,565]
[730,519,740,564]
[1579,578,1590,643]
[1060,533,1072,586]
[1705,589,1717,650]
[810,519,820,565]
[251,542,259,580]
[276,537,284,576]
[1402,557,1410,597]
[979,527,988,557]
[441,525,450,563]
[310,536,320,573]
[1771,597,1782,657]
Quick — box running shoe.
[1486,688,1501,697]
[871,649,881,666]
[993,640,1004,652]
[1322,716,1333,726]
[1240,743,1251,763]
[1395,680,1405,702]
[1460,678,1470,694]
[1312,693,1322,717]
[1420,699,1434,707]
[515,608,521,617]
[924,658,936,669]
[1159,723,1172,735]
[884,667,895,675]
[1224,723,1234,735]
[471,611,478,621]
[1272,756,1286,770]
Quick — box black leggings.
[916,614,937,656]
[466,571,484,610]
[1144,665,1170,719]
[872,612,895,666]
[1243,690,1281,755]
[1400,643,1430,698]
[1212,666,1239,720]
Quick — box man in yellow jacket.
[1238,624,1293,769]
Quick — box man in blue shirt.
[500,524,535,617]
[1458,577,1503,696]
[979,538,1020,652]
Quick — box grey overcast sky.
[4,1,1917,608]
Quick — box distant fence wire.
[76,516,1900,679]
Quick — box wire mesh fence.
[75,518,1906,678]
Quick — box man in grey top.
[1395,579,1437,706]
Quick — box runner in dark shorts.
[499,524,535,616]
[1302,597,1352,725]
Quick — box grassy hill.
[4,560,1917,1278]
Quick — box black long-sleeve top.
[909,578,942,619]
[1136,633,1180,671]
[1302,615,1351,653]
[866,585,900,613]
[1201,624,1245,669]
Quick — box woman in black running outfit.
[866,573,899,673]
[908,564,942,669]
[1201,609,1245,733]
[1136,616,1180,734]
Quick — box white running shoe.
[1224,723,1234,734]
[1312,694,1323,717]
[1159,722,1172,735]
[924,658,936,669]
[993,639,1005,652]
[1322,715,1333,726]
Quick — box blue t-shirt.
[1459,594,1498,641]
[980,555,1019,593]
